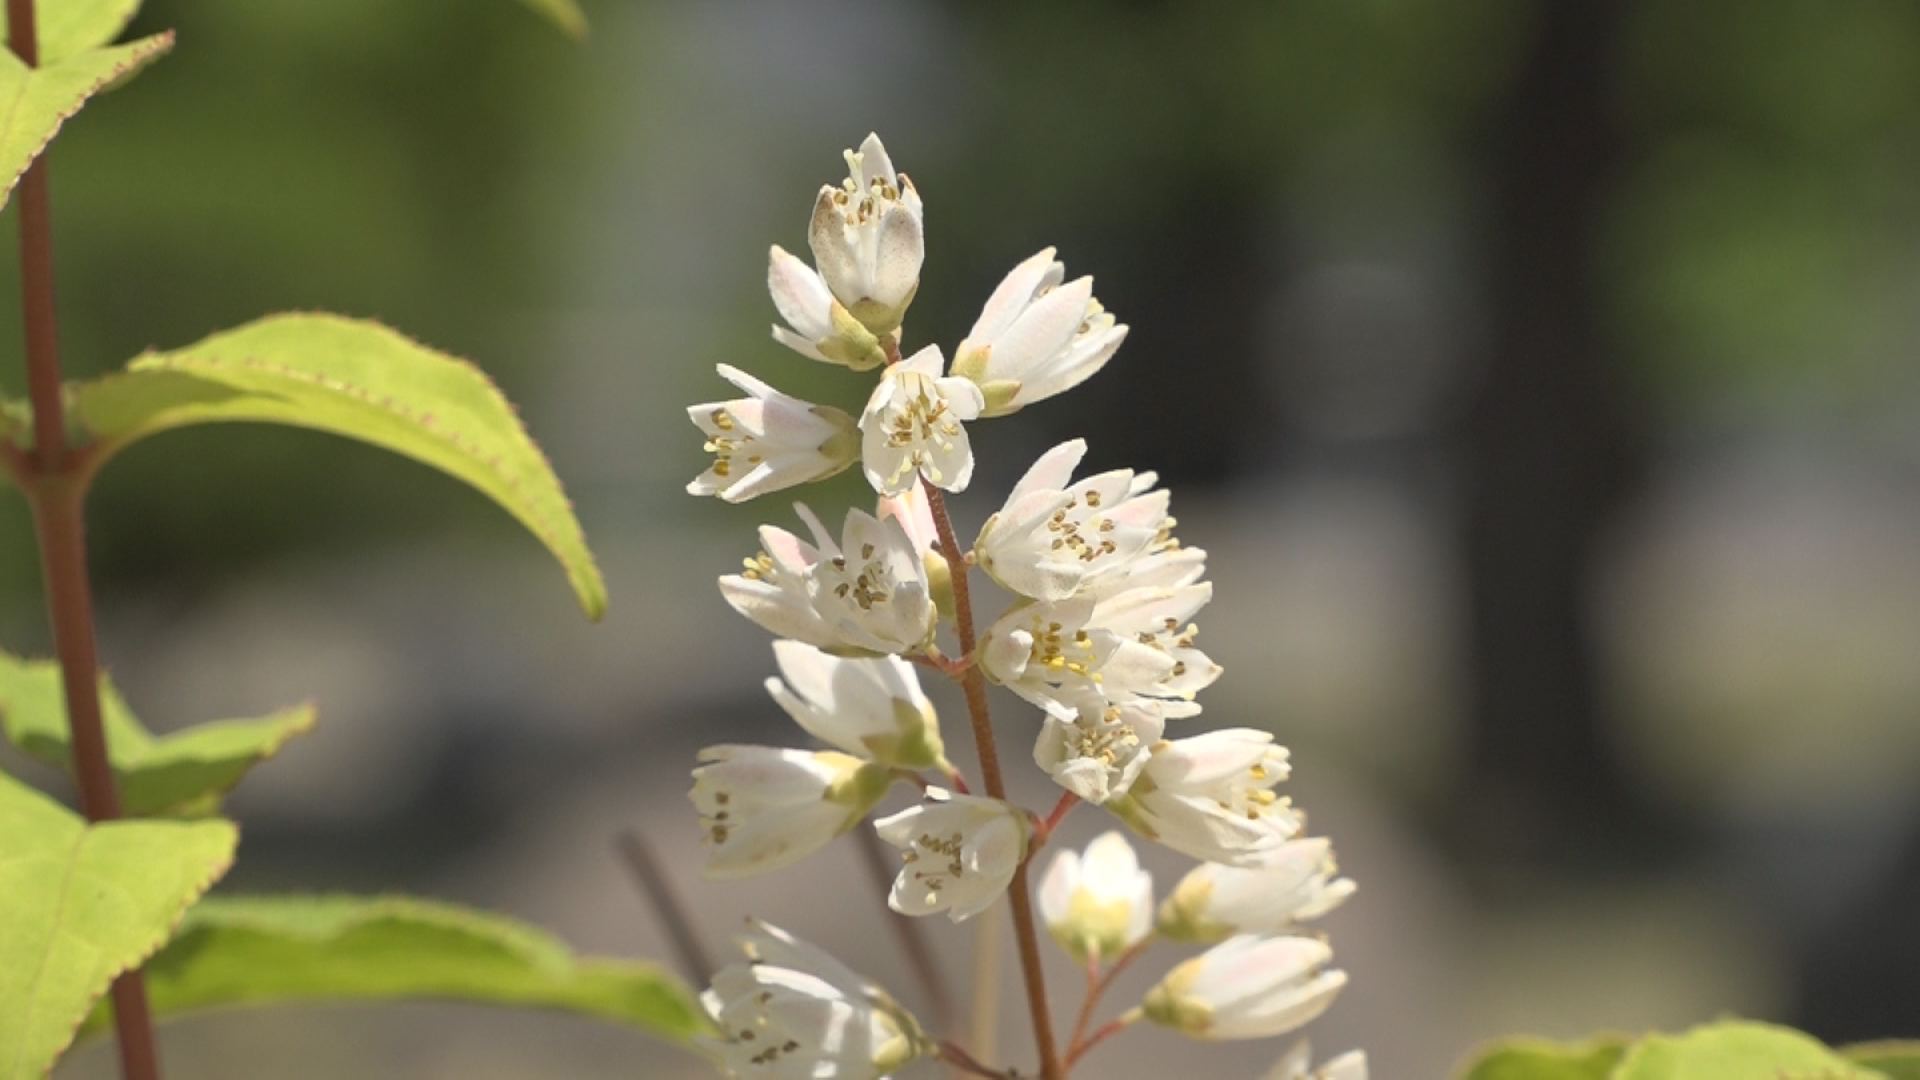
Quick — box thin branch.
[615,831,714,986]
[923,482,1064,1080]
[855,825,958,1033]
[1065,1010,1139,1070]
[1066,938,1150,1054]
[939,1041,1010,1079]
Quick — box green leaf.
[1846,1043,1920,1079]
[4,0,144,63]
[0,33,172,212]
[0,651,315,818]
[72,313,609,619]
[88,895,709,1044]
[1456,1035,1629,1080]
[0,771,237,1080]
[1615,1021,1878,1080]
[515,0,588,40]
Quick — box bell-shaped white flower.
[1089,581,1224,700]
[979,593,1210,720]
[767,245,888,371]
[1109,729,1301,866]
[1266,1042,1369,1080]
[975,439,1169,601]
[1159,837,1357,943]
[690,745,894,879]
[1037,831,1155,962]
[950,247,1127,416]
[686,364,859,503]
[1143,934,1348,1041]
[701,920,929,1078]
[808,132,924,335]
[1033,696,1165,805]
[766,640,948,772]
[859,345,985,495]
[720,503,937,655]
[873,789,1026,922]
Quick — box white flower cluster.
[682,134,1359,1078]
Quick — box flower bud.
[1158,837,1355,944]
[1143,934,1347,1041]
[686,364,858,503]
[1267,1042,1369,1080]
[766,640,949,773]
[1037,831,1154,962]
[690,745,893,878]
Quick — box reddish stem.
[922,482,1064,1080]
[939,1041,1010,1079]
[1066,939,1149,1055]
[7,3,162,1077]
[1033,792,1079,847]
[1065,1016,1133,1070]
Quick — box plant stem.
[614,831,714,987]
[1066,938,1149,1055]
[6,4,162,1077]
[921,481,1065,1080]
[938,1041,1009,1079]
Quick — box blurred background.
[5,0,1919,1076]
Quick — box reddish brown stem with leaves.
[921,481,1065,1080]
[6,2,162,1077]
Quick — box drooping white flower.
[878,483,952,621]
[701,920,929,1078]
[766,640,948,772]
[1109,729,1301,866]
[720,503,936,655]
[950,247,1127,416]
[979,594,1209,720]
[808,133,924,335]
[768,244,888,371]
[873,789,1026,922]
[1265,1041,1368,1080]
[1143,934,1348,1041]
[1159,837,1357,943]
[859,345,985,495]
[690,745,894,879]
[686,364,859,503]
[975,439,1168,601]
[1036,831,1155,962]
[1032,696,1165,805]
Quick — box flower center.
[900,830,967,900]
[881,373,962,486]
[1045,492,1121,564]
[1028,618,1101,680]
[820,543,893,611]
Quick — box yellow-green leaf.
[0,651,315,818]
[1615,1021,1879,1080]
[84,895,709,1043]
[0,33,171,211]
[72,313,608,619]
[3,0,144,62]
[515,0,587,40]
[1847,1043,1920,1080]
[1456,1035,1629,1080]
[0,772,237,1080]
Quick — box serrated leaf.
[71,313,608,619]
[1456,1035,1629,1080]
[82,895,709,1044]
[1615,1021,1879,1080]
[515,0,588,40]
[0,771,237,1080]
[3,0,144,63]
[1847,1043,1920,1079]
[0,33,171,212]
[0,651,315,818]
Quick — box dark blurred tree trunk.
[1458,0,1650,861]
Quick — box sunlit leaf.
[1614,1021,1878,1079]
[0,771,237,1080]
[1457,1035,1629,1080]
[515,0,587,40]
[71,313,609,619]
[0,33,171,211]
[3,0,144,62]
[0,651,315,818]
[1846,1043,1920,1080]
[83,895,709,1043]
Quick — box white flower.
[873,789,1026,922]
[701,920,928,1078]
[1266,1042,1368,1080]
[686,364,859,503]
[975,439,1169,601]
[979,593,1211,719]
[766,640,948,772]
[1109,729,1301,866]
[808,132,924,335]
[767,245,888,371]
[720,503,936,654]
[1036,831,1154,962]
[859,345,985,495]
[690,746,893,879]
[1143,934,1348,1041]
[950,247,1127,416]
[1159,837,1357,943]
[1032,696,1165,805]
